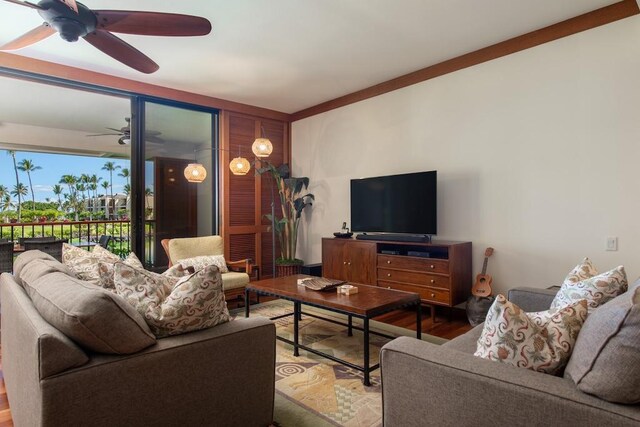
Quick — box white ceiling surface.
[0,0,618,113]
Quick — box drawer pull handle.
[431,293,436,298]
[387,273,391,277]
[430,279,435,284]
[348,262,351,265]
[387,286,391,289]
[430,265,435,269]
[343,261,347,265]
[387,260,391,264]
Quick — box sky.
[0,150,130,203]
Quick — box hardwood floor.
[0,301,472,426]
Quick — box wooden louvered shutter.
[221,111,289,279]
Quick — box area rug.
[233,300,446,427]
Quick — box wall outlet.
[606,237,618,251]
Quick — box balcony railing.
[0,219,154,262]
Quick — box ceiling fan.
[0,0,212,73]
[87,117,163,145]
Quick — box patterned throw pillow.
[563,257,598,286]
[474,295,588,375]
[162,263,195,278]
[550,265,628,313]
[96,252,144,291]
[176,255,229,274]
[114,263,230,338]
[62,243,120,285]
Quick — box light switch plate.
[606,237,618,251]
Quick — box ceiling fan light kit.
[0,0,212,73]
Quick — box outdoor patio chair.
[19,236,56,245]
[23,239,66,262]
[0,241,14,274]
[98,235,112,248]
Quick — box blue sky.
[0,150,129,203]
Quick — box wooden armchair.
[160,236,254,302]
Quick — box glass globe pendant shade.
[251,137,273,158]
[230,157,251,175]
[183,163,207,183]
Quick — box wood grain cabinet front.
[322,237,471,307]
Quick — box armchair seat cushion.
[222,272,250,291]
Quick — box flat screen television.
[350,171,437,235]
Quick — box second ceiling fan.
[0,0,212,73]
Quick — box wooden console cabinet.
[322,238,472,308]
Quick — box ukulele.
[472,247,494,297]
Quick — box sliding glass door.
[132,99,218,268]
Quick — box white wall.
[291,15,640,295]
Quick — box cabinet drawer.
[377,255,449,274]
[377,268,450,288]
[378,281,451,305]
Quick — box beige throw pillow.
[551,265,628,313]
[475,295,588,375]
[62,243,120,285]
[96,252,144,291]
[114,263,230,338]
[564,282,640,403]
[176,254,229,273]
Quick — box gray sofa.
[381,287,640,426]
[1,260,276,426]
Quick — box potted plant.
[257,162,314,277]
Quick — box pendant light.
[230,146,251,175]
[252,126,273,157]
[184,162,207,183]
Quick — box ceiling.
[0,0,621,114]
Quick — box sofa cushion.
[474,295,588,375]
[443,324,483,354]
[114,263,230,338]
[167,235,223,264]
[19,257,76,297]
[28,271,156,354]
[13,250,60,286]
[62,243,120,285]
[176,254,229,273]
[551,265,628,313]
[564,281,640,403]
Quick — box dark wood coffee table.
[245,274,421,386]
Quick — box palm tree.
[60,175,77,198]
[118,168,130,185]
[101,180,110,217]
[17,159,42,210]
[52,184,64,210]
[7,151,22,221]
[11,183,28,222]
[123,183,131,196]
[0,194,11,212]
[0,186,9,213]
[102,162,121,219]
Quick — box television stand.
[356,233,432,243]
[322,237,472,318]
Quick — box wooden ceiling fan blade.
[105,127,124,132]
[84,30,159,74]
[57,0,78,13]
[0,23,55,50]
[93,10,212,36]
[87,133,120,137]
[1,0,45,10]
